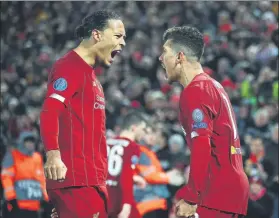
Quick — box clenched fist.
[176,199,197,217]
[44,150,67,181]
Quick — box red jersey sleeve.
[45,63,82,105]
[40,61,82,151]
[178,82,217,204]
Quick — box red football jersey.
[106,137,140,215]
[178,73,249,215]
[44,51,107,189]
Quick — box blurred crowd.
[1,1,278,218]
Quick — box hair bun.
[75,25,84,38]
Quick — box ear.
[175,52,184,65]
[91,29,102,42]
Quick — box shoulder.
[51,51,82,78]
[2,150,14,168]
[33,152,43,162]
[129,142,141,156]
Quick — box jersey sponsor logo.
[96,94,105,103]
[192,109,204,122]
[92,79,103,92]
[192,122,208,129]
[53,78,67,91]
[94,102,105,110]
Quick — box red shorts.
[197,206,245,218]
[48,186,108,218]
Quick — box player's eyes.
[115,35,122,39]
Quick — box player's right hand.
[44,150,67,181]
[118,204,131,218]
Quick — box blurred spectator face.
[249,137,264,155]
[1,110,10,123]
[244,134,253,145]
[133,121,147,142]
[144,91,167,110]
[168,134,185,154]
[159,40,180,83]
[154,129,167,149]
[271,124,278,143]
[217,58,230,75]
[254,109,270,127]
[142,127,156,146]
[239,105,249,119]
[265,104,278,120]
[94,19,126,67]
[250,181,263,195]
[24,139,36,152]
[169,142,182,154]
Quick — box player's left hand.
[175,199,197,217]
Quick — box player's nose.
[120,38,126,47]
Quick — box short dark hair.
[75,10,121,39]
[163,26,204,62]
[121,112,146,130]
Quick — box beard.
[95,56,111,69]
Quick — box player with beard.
[107,112,147,218]
[159,26,249,218]
[40,11,126,218]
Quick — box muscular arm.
[40,65,81,152]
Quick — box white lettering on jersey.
[106,139,130,177]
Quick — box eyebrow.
[115,33,126,39]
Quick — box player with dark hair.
[40,10,126,218]
[107,112,147,218]
[159,26,249,218]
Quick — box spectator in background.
[167,134,189,172]
[269,175,279,218]
[246,176,274,218]
[245,135,274,183]
[265,124,279,175]
[1,132,48,218]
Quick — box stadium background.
[0,1,278,218]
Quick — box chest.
[14,155,41,178]
[72,71,105,111]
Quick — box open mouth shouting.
[110,49,122,63]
